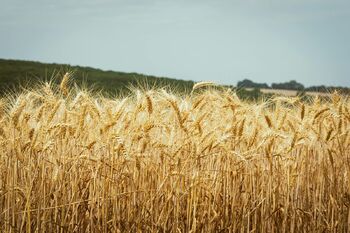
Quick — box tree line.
[237,79,350,94]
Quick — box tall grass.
[0,78,349,232]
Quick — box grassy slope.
[0,59,195,96]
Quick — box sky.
[0,0,349,87]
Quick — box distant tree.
[237,79,254,88]
[271,80,304,91]
[305,85,327,93]
[237,79,270,89]
[236,88,265,101]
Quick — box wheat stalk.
[60,72,71,96]
[192,81,216,91]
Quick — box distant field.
[246,88,332,97]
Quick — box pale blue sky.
[0,0,349,87]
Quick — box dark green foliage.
[235,88,272,101]
[237,79,270,89]
[271,80,304,91]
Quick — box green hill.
[0,59,195,96]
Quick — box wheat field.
[0,76,350,232]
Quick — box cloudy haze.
[0,0,349,87]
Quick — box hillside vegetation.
[0,59,274,101]
[0,59,195,96]
[0,76,349,232]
